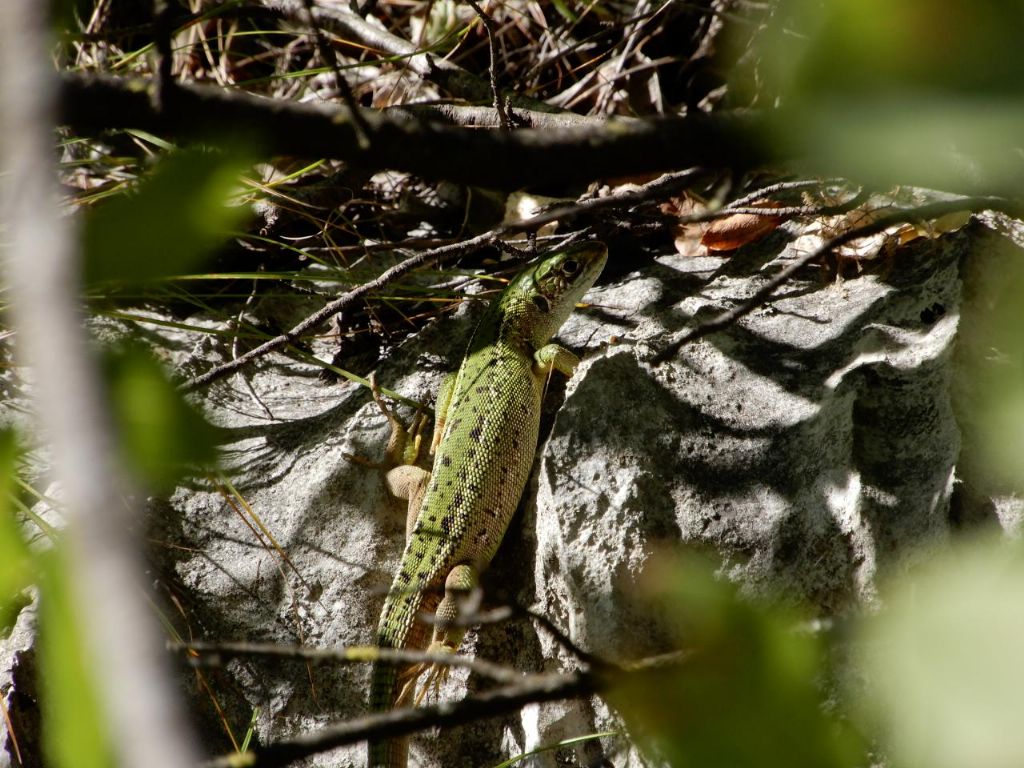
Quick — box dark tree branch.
[383,102,616,129]
[152,0,175,111]
[201,669,602,768]
[58,71,765,190]
[195,640,690,768]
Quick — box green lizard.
[365,242,607,768]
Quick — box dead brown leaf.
[700,208,785,252]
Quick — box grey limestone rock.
[4,219,1018,767]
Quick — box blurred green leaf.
[0,430,32,635]
[749,0,1024,192]
[954,234,1024,492]
[780,0,1024,98]
[549,0,578,24]
[38,546,115,768]
[858,536,1024,768]
[82,146,253,286]
[103,344,221,490]
[610,554,861,768]
[51,0,83,38]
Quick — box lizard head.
[500,241,607,348]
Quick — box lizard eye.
[562,259,580,276]
[532,294,551,313]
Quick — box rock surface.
[3,219,1018,767]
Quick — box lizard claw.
[415,660,452,707]
[394,641,456,707]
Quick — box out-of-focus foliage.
[0,431,32,634]
[610,555,863,768]
[102,343,221,491]
[2,440,117,768]
[38,546,116,768]
[748,0,1024,191]
[857,536,1024,768]
[82,145,253,287]
[954,232,1024,493]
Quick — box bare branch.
[723,178,852,210]
[514,168,705,232]
[58,71,763,190]
[674,185,871,221]
[192,638,693,768]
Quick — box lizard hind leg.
[395,564,479,707]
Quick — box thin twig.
[620,649,691,671]
[185,169,704,392]
[151,0,175,111]
[464,0,510,130]
[196,642,693,768]
[181,232,497,391]
[298,0,370,148]
[675,186,870,222]
[184,169,708,391]
[169,639,524,684]
[418,602,607,669]
[723,177,851,210]
[231,272,274,419]
[651,195,1024,363]
[594,0,656,114]
[521,607,609,670]
[511,168,705,233]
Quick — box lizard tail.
[368,739,407,768]
[367,661,408,768]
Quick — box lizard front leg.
[534,343,579,379]
[371,372,429,470]
[349,373,436,539]
[343,372,427,470]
